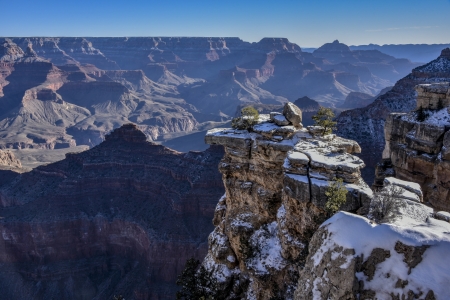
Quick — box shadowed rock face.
[0,124,225,299]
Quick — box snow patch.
[247,222,287,275]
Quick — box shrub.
[311,106,337,136]
[325,178,348,215]
[231,106,259,130]
[176,258,218,300]
[369,185,405,223]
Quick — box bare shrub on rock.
[369,185,406,223]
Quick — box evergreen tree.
[311,107,337,136]
[231,106,259,130]
[324,178,348,216]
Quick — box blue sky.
[1,0,449,47]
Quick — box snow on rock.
[247,222,287,276]
[203,103,370,299]
[273,114,290,126]
[435,211,450,222]
[296,211,450,299]
[384,177,423,201]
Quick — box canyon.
[1,38,450,299]
[0,37,423,163]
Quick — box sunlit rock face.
[0,124,225,299]
[375,82,450,211]
[201,103,371,299]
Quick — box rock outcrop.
[295,176,450,300]
[201,103,371,299]
[0,150,22,170]
[0,124,224,299]
[375,82,450,211]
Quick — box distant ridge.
[349,43,450,63]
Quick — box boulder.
[283,102,303,127]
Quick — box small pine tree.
[231,106,259,130]
[416,106,428,122]
[311,106,337,136]
[324,178,348,215]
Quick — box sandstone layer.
[0,124,224,299]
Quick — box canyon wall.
[375,82,450,211]
[0,124,224,299]
[336,48,450,184]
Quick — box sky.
[1,0,449,47]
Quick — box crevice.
[303,151,313,203]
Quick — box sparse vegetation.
[176,257,218,300]
[231,106,259,130]
[311,106,337,136]
[369,185,406,223]
[324,178,348,215]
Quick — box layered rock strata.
[375,82,450,211]
[202,103,371,299]
[295,178,450,299]
[0,124,224,299]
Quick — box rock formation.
[295,176,450,299]
[336,48,450,184]
[201,103,371,299]
[375,82,450,211]
[0,150,22,170]
[0,124,224,299]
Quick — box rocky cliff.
[0,124,224,299]
[336,48,450,184]
[375,82,450,211]
[295,176,450,299]
[201,103,450,299]
[201,103,371,299]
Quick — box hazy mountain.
[349,43,450,63]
